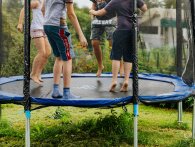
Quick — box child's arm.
[90,3,96,20]
[41,0,45,15]
[89,8,107,17]
[17,7,24,33]
[67,3,88,47]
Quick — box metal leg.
[25,111,31,147]
[178,101,183,123]
[192,97,195,139]
[134,116,138,147]
[0,104,1,119]
[133,104,138,147]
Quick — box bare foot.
[109,82,117,92]
[39,78,44,82]
[120,82,128,92]
[31,76,42,85]
[96,65,104,77]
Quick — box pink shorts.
[30,29,46,39]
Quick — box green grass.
[0,104,195,146]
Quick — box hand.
[79,35,88,48]
[89,9,96,16]
[17,24,23,33]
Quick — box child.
[90,0,125,78]
[90,0,147,92]
[17,0,51,85]
[90,0,117,77]
[42,0,88,99]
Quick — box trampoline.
[0,73,194,108]
[1,0,195,147]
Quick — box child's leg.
[92,39,104,77]
[62,59,72,88]
[119,60,124,77]
[52,57,63,98]
[31,37,47,84]
[108,38,124,77]
[62,59,80,99]
[120,62,132,92]
[109,60,120,92]
[38,37,51,81]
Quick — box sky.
[74,0,92,8]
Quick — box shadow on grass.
[31,111,134,146]
[160,121,189,130]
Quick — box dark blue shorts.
[44,25,74,61]
[110,30,134,62]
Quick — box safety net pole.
[132,0,139,146]
[24,0,31,146]
[191,0,195,79]
[0,0,2,119]
[191,0,195,140]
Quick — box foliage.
[0,119,23,138]
[0,105,194,146]
[144,0,176,8]
[29,111,134,146]
[138,47,176,74]
[172,139,195,147]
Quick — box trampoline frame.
[0,73,193,106]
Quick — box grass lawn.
[0,103,195,147]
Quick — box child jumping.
[90,0,147,92]
[42,0,88,99]
[17,0,51,85]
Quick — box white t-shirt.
[31,0,44,30]
[44,0,73,26]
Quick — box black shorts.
[110,30,134,62]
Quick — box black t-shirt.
[90,0,116,20]
[105,0,145,30]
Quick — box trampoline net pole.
[0,0,2,67]
[23,0,31,111]
[132,0,138,146]
[24,0,31,146]
[0,0,3,119]
[191,0,195,139]
[181,0,195,85]
[191,0,195,83]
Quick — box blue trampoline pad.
[0,73,194,107]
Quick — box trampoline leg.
[133,104,138,147]
[0,104,1,119]
[25,111,31,147]
[192,97,195,139]
[178,101,183,123]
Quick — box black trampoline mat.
[0,77,175,98]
